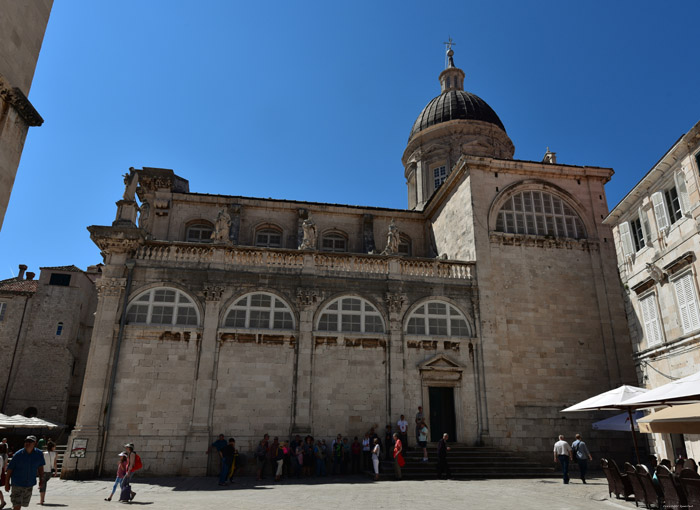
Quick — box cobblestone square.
[23,476,645,510]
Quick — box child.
[105,452,128,501]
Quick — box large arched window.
[186,223,214,243]
[406,301,470,337]
[223,292,294,330]
[495,190,586,239]
[317,296,384,333]
[126,287,199,326]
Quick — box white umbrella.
[620,370,700,407]
[561,385,648,412]
[561,385,648,464]
[0,414,62,429]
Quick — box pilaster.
[291,288,317,435]
[386,291,406,425]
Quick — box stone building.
[62,49,635,478]
[0,0,53,231]
[0,263,99,426]
[604,119,700,461]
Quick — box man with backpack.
[571,434,593,484]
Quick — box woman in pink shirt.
[105,452,128,501]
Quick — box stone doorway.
[428,386,456,442]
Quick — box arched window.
[126,287,199,326]
[317,296,384,333]
[495,190,586,239]
[186,223,214,243]
[255,228,283,248]
[406,301,470,337]
[398,234,412,256]
[224,292,294,329]
[321,232,348,252]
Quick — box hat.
[25,435,37,443]
[124,443,134,449]
[119,451,128,457]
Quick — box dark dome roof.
[409,90,506,141]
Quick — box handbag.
[397,453,405,467]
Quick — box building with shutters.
[604,119,700,460]
[61,48,636,478]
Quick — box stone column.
[61,272,126,479]
[181,284,223,476]
[291,288,317,435]
[385,291,406,428]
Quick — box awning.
[637,403,700,434]
[0,414,63,429]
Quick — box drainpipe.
[2,296,30,412]
[97,260,135,476]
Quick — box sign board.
[70,438,88,458]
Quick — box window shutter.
[674,171,691,215]
[673,273,700,334]
[651,191,670,233]
[638,207,651,246]
[618,222,634,257]
[640,294,662,347]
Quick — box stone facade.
[0,0,52,231]
[604,119,700,461]
[0,264,98,425]
[61,51,636,478]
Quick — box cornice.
[88,225,148,254]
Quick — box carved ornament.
[96,277,126,298]
[297,289,317,307]
[0,74,43,126]
[385,292,405,314]
[202,284,224,302]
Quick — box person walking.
[371,438,381,481]
[122,443,139,502]
[553,435,573,484]
[219,438,236,486]
[0,442,8,509]
[436,433,451,479]
[105,452,128,501]
[4,435,45,509]
[392,432,403,480]
[38,441,58,505]
[571,434,592,483]
[418,421,429,462]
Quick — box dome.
[409,89,506,141]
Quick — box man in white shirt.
[397,415,409,449]
[553,435,573,484]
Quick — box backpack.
[132,453,143,471]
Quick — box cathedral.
[62,48,636,478]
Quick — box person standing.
[207,434,227,482]
[384,425,393,461]
[571,434,592,484]
[255,434,269,481]
[371,438,381,481]
[351,437,361,474]
[0,443,8,509]
[4,435,45,509]
[418,421,429,462]
[219,438,236,486]
[553,435,573,484]
[397,415,409,449]
[392,432,403,480]
[415,407,424,446]
[105,452,128,502]
[38,441,58,505]
[436,433,451,479]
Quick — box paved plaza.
[21,475,644,510]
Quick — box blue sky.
[2,0,700,277]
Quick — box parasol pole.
[627,408,641,465]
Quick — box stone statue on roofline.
[122,168,139,201]
[299,217,317,250]
[211,208,232,243]
[382,219,400,255]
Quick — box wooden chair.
[601,459,617,498]
[625,462,647,508]
[657,465,687,509]
[683,458,698,473]
[680,468,700,510]
[636,464,664,509]
[609,459,634,500]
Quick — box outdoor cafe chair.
[635,465,663,509]
[625,462,647,508]
[656,465,687,509]
[609,459,634,500]
[601,459,617,498]
[679,468,700,509]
